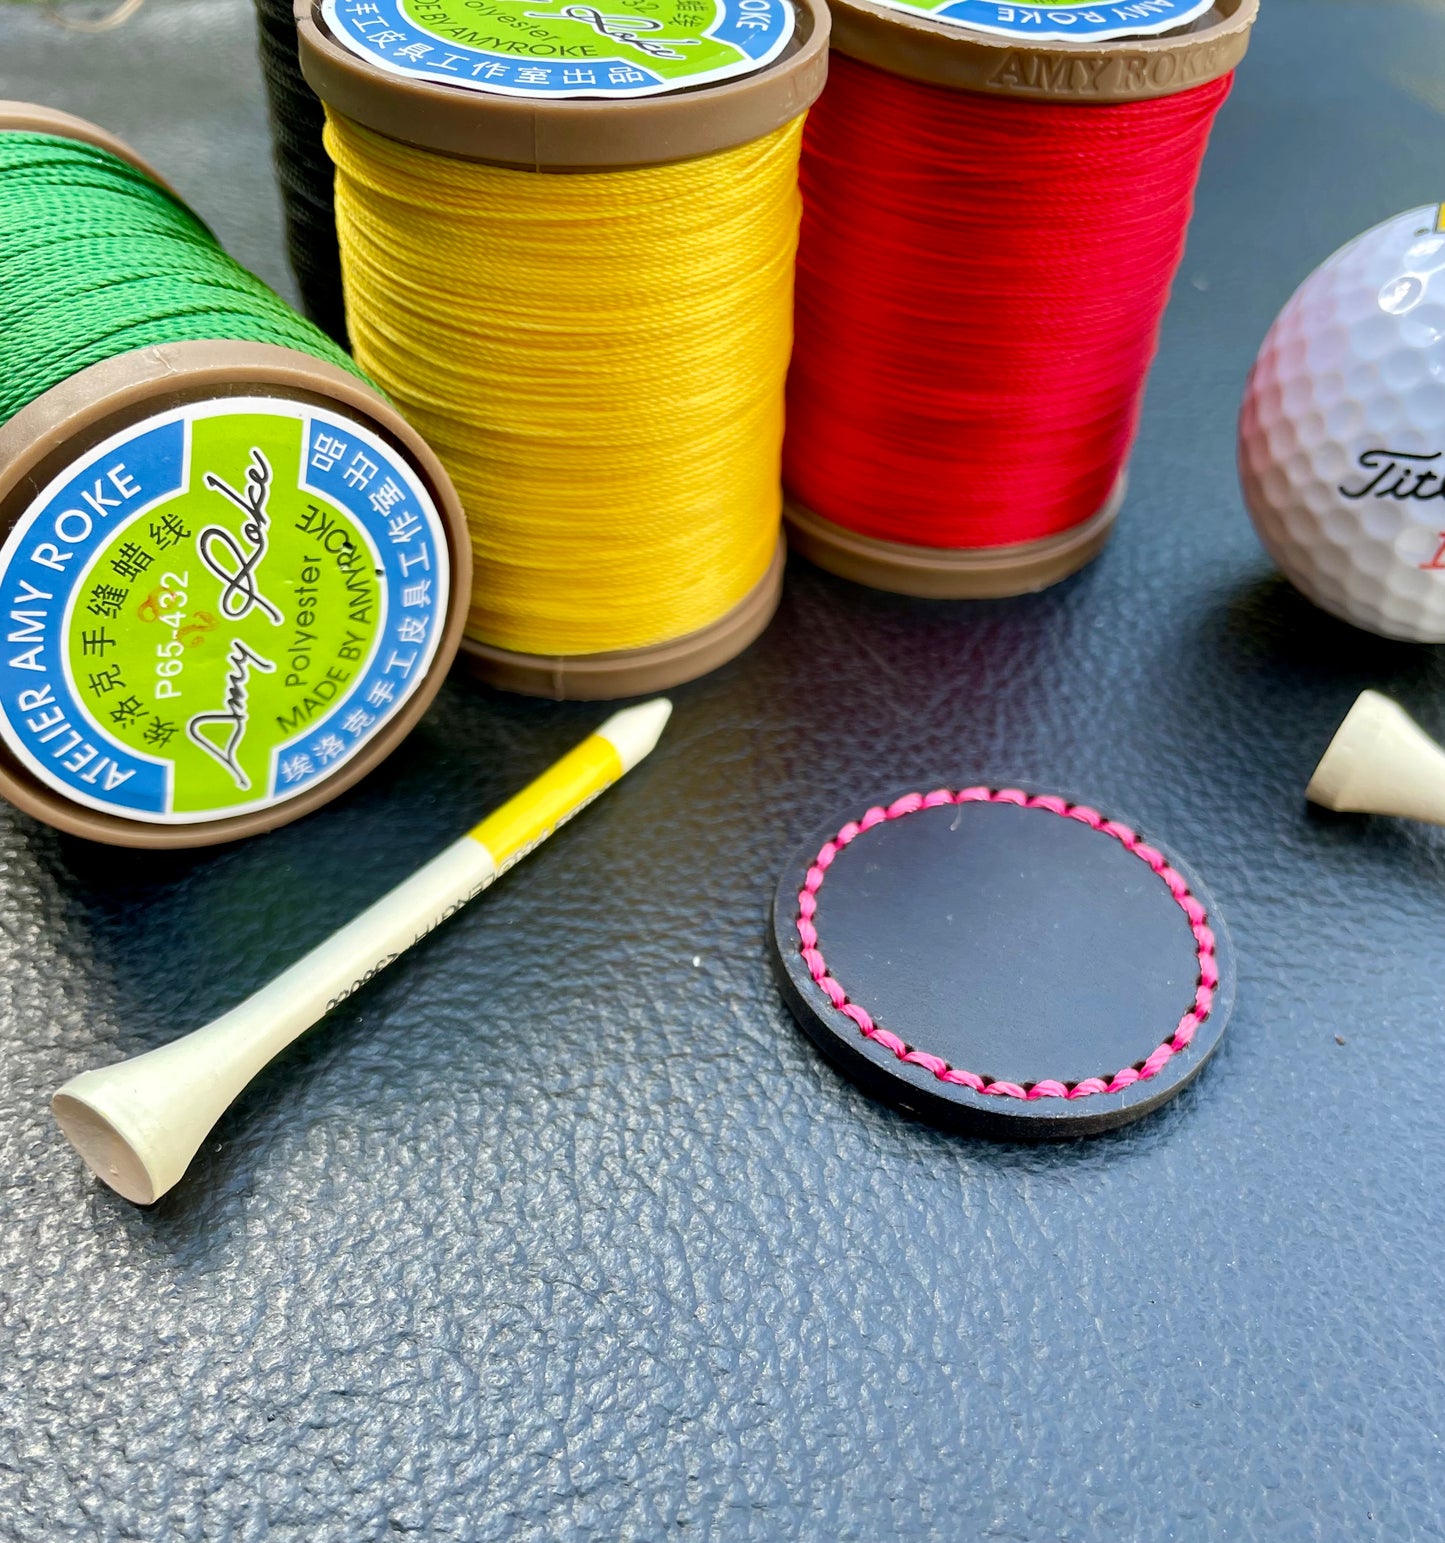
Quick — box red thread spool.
[783,0,1258,598]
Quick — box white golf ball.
[1239,204,1445,641]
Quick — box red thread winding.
[784,57,1233,549]
[794,789,1217,1100]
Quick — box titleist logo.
[1339,449,1445,573]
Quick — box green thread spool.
[0,103,470,849]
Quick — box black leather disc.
[770,787,1235,1138]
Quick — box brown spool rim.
[460,536,784,699]
[826,0,1256,102]
[296,0,828,169]
[0,340,472,850]
[0,101,182,196]
[783,481,1124,599]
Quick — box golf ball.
[1239,204,1445,641]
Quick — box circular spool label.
[0,399,449,825]
[856,0,1215,42]
[320,0,795,98]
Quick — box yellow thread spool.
[298,0,829,699]
[324,116,800,659]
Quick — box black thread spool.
[253,0,348,345]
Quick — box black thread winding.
[253,0,348,346]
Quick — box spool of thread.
[253,0,348,344]
[783,0,1257,599]
[297,0,828,699]
[0,104,470,849]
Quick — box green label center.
[404,0,738,75]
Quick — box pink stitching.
[795,789,1217,1101]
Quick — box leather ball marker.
[770,787,1235,1138]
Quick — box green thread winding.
[0,132,363,423]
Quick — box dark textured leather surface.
[3,3,1445,1538]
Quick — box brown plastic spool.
[787,479,1124,600]
[460,535,785,700]
[825,0,1255,103]
[0,101,180,193]
[296,0,829,169]
[784,0,1257,599]
[0,107,472,848]
[297,0,826,697]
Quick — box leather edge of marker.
[769,787,1237,1137]
[825,0,1257,103]
[782,480,1124,599]
[0,340,472,850]
[457,536,785,700]
[0,100,182,197]
[296,0,829,169]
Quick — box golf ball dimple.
[1228,205,1445,638]
[1239,204,1445,641]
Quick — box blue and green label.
[322,0,794,99]
[864,0,1214,40]
[0,399,448,823]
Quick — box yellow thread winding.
[324,112,805,658]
